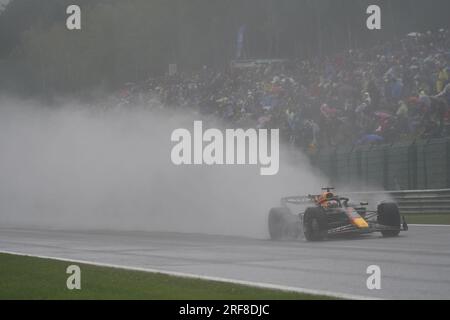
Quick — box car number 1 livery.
[268,187,408,241]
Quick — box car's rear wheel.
[303,207,328,241]
[377,202,401,237]
[268,207,298,240]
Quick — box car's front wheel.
[377,202,401,237]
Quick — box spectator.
[112,29,450,151]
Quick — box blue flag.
[236,25,246,59]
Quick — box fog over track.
[0,97,326,238]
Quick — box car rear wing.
[280,195,317,207]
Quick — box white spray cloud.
[0,97,327,238]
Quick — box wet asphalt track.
[0,226,449,299]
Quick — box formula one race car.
[268,188,408,241]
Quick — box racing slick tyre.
[268,207,299,240]
[303,207,328,241]
[377,202,401,237]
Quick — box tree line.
[0,0,449,97]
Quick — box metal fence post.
[446,139,450,188]
[422,142,428,190]
[356,149,362,189]
[330,150,338,186]
[383,146,389,190]
[408,142,418,190]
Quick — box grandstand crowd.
[114,29,450,154]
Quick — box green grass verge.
[0,253,331,300]
[403,214,450,225]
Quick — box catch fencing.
[312,138,450,191]
[312,138,450,214]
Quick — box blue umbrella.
[356,134,384,145]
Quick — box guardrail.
[345,189,450,215]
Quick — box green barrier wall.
[312,138,450,190]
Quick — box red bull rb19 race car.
[268,188,408,241]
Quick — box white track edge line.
[0,250,378,300]
[409,224,450,227]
